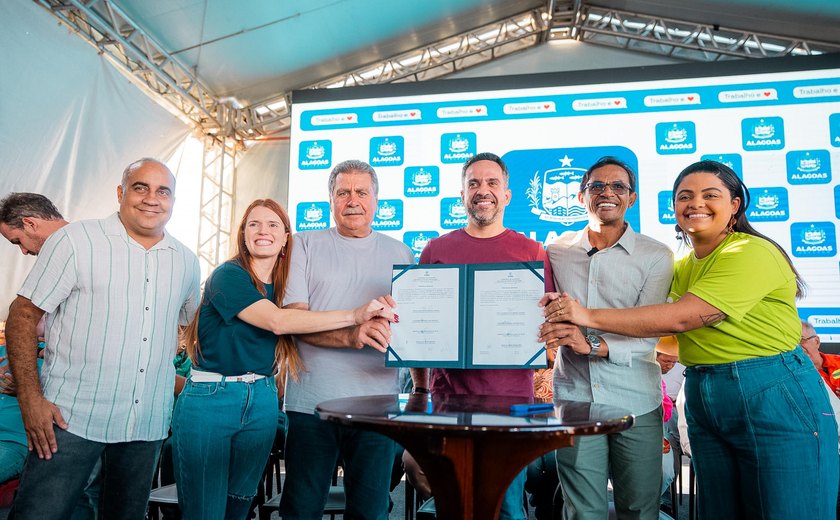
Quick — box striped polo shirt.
[18,212,200,443]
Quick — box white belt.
[190,369,268,383]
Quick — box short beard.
[468,206,499,227]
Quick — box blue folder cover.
[386,261,547,369]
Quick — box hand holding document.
[387,262,547,369]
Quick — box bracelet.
[413,387,430,394]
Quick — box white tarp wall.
[0,0,191,319]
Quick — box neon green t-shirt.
[670,232,800,366]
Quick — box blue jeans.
[526,452,561,520]
[172,376,277,520]
[9,427,161,520]
[69,457,102,520]
[499,468,527,520]
[280,411,395,520]
[684,348,839,519]
[0,440,27,482]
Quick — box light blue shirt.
[548,225,673,416]
[18,213,200,442]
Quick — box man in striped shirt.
[6,158,201,519]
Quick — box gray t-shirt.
[283,227,415,414]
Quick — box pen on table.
[510,403,555,416]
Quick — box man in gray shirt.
[280,159,414,519]
[539,157,673,520]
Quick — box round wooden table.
[316,393,633,520]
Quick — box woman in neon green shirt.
[541,160,837,519]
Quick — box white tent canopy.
[2,0,837,318]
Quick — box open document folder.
[386,262,548,369]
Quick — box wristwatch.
[586,334,601,357]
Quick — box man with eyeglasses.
[539,156,674,519]
[800,320,840,397]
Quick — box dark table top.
[316,393,634,436]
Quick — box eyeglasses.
[582,181,631,195]
[800,335,818,343]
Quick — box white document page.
[471,268,545,366]
[390,267,461,362]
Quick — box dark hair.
[672,160,806,297]
[328,160,379,197]
[461,153,510,186]
[0,192,64,228]
[184,199,304,381]
[579,157,637,193]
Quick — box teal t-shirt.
[196,261,278,376]
[670,232,800,366]
[0,343,44,446]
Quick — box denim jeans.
[9,427,161,520]
[0,440,27,482]
[69,457,102,520]
[684,348,839,519]
[280,411,395,520]
[499,468,527,520]
[526,452,562,520]
[172,376,277,520]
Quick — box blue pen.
[510,403,555,415]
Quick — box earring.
[727,216,736,234]
[279,246,286,258]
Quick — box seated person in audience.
[660,380,675,501]
[526,345,563,520]
[656,336,680,511]
[157,346,193,520]
[800,320,840,397]
[171,198,395,520]
[0,338,44,484]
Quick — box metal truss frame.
[197,136,238,273]
[554,4,840,61]
[240,7,549,138]
[33,0,235,139]
[32,0,840,270]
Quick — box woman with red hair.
[172,199,395,520]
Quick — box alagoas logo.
[298,140,332,169]
[655,122,696,155]
[786,150,831,184]
[404,166,440,197]
[369,136,404,167]
[295,202,330,231]
[742,117,785,151]
[791,222,836,258]
[658,191,675,224]
[830,114,840,148]
[402,231,439,261]
[440,132,476,163]
[747,187,789,221]
[502,146,640,245]
[835,185,840,219]
[701,154,743,179]
[440,197,468,229]
[371,199,404,231]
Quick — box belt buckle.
[236,373,257,383]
